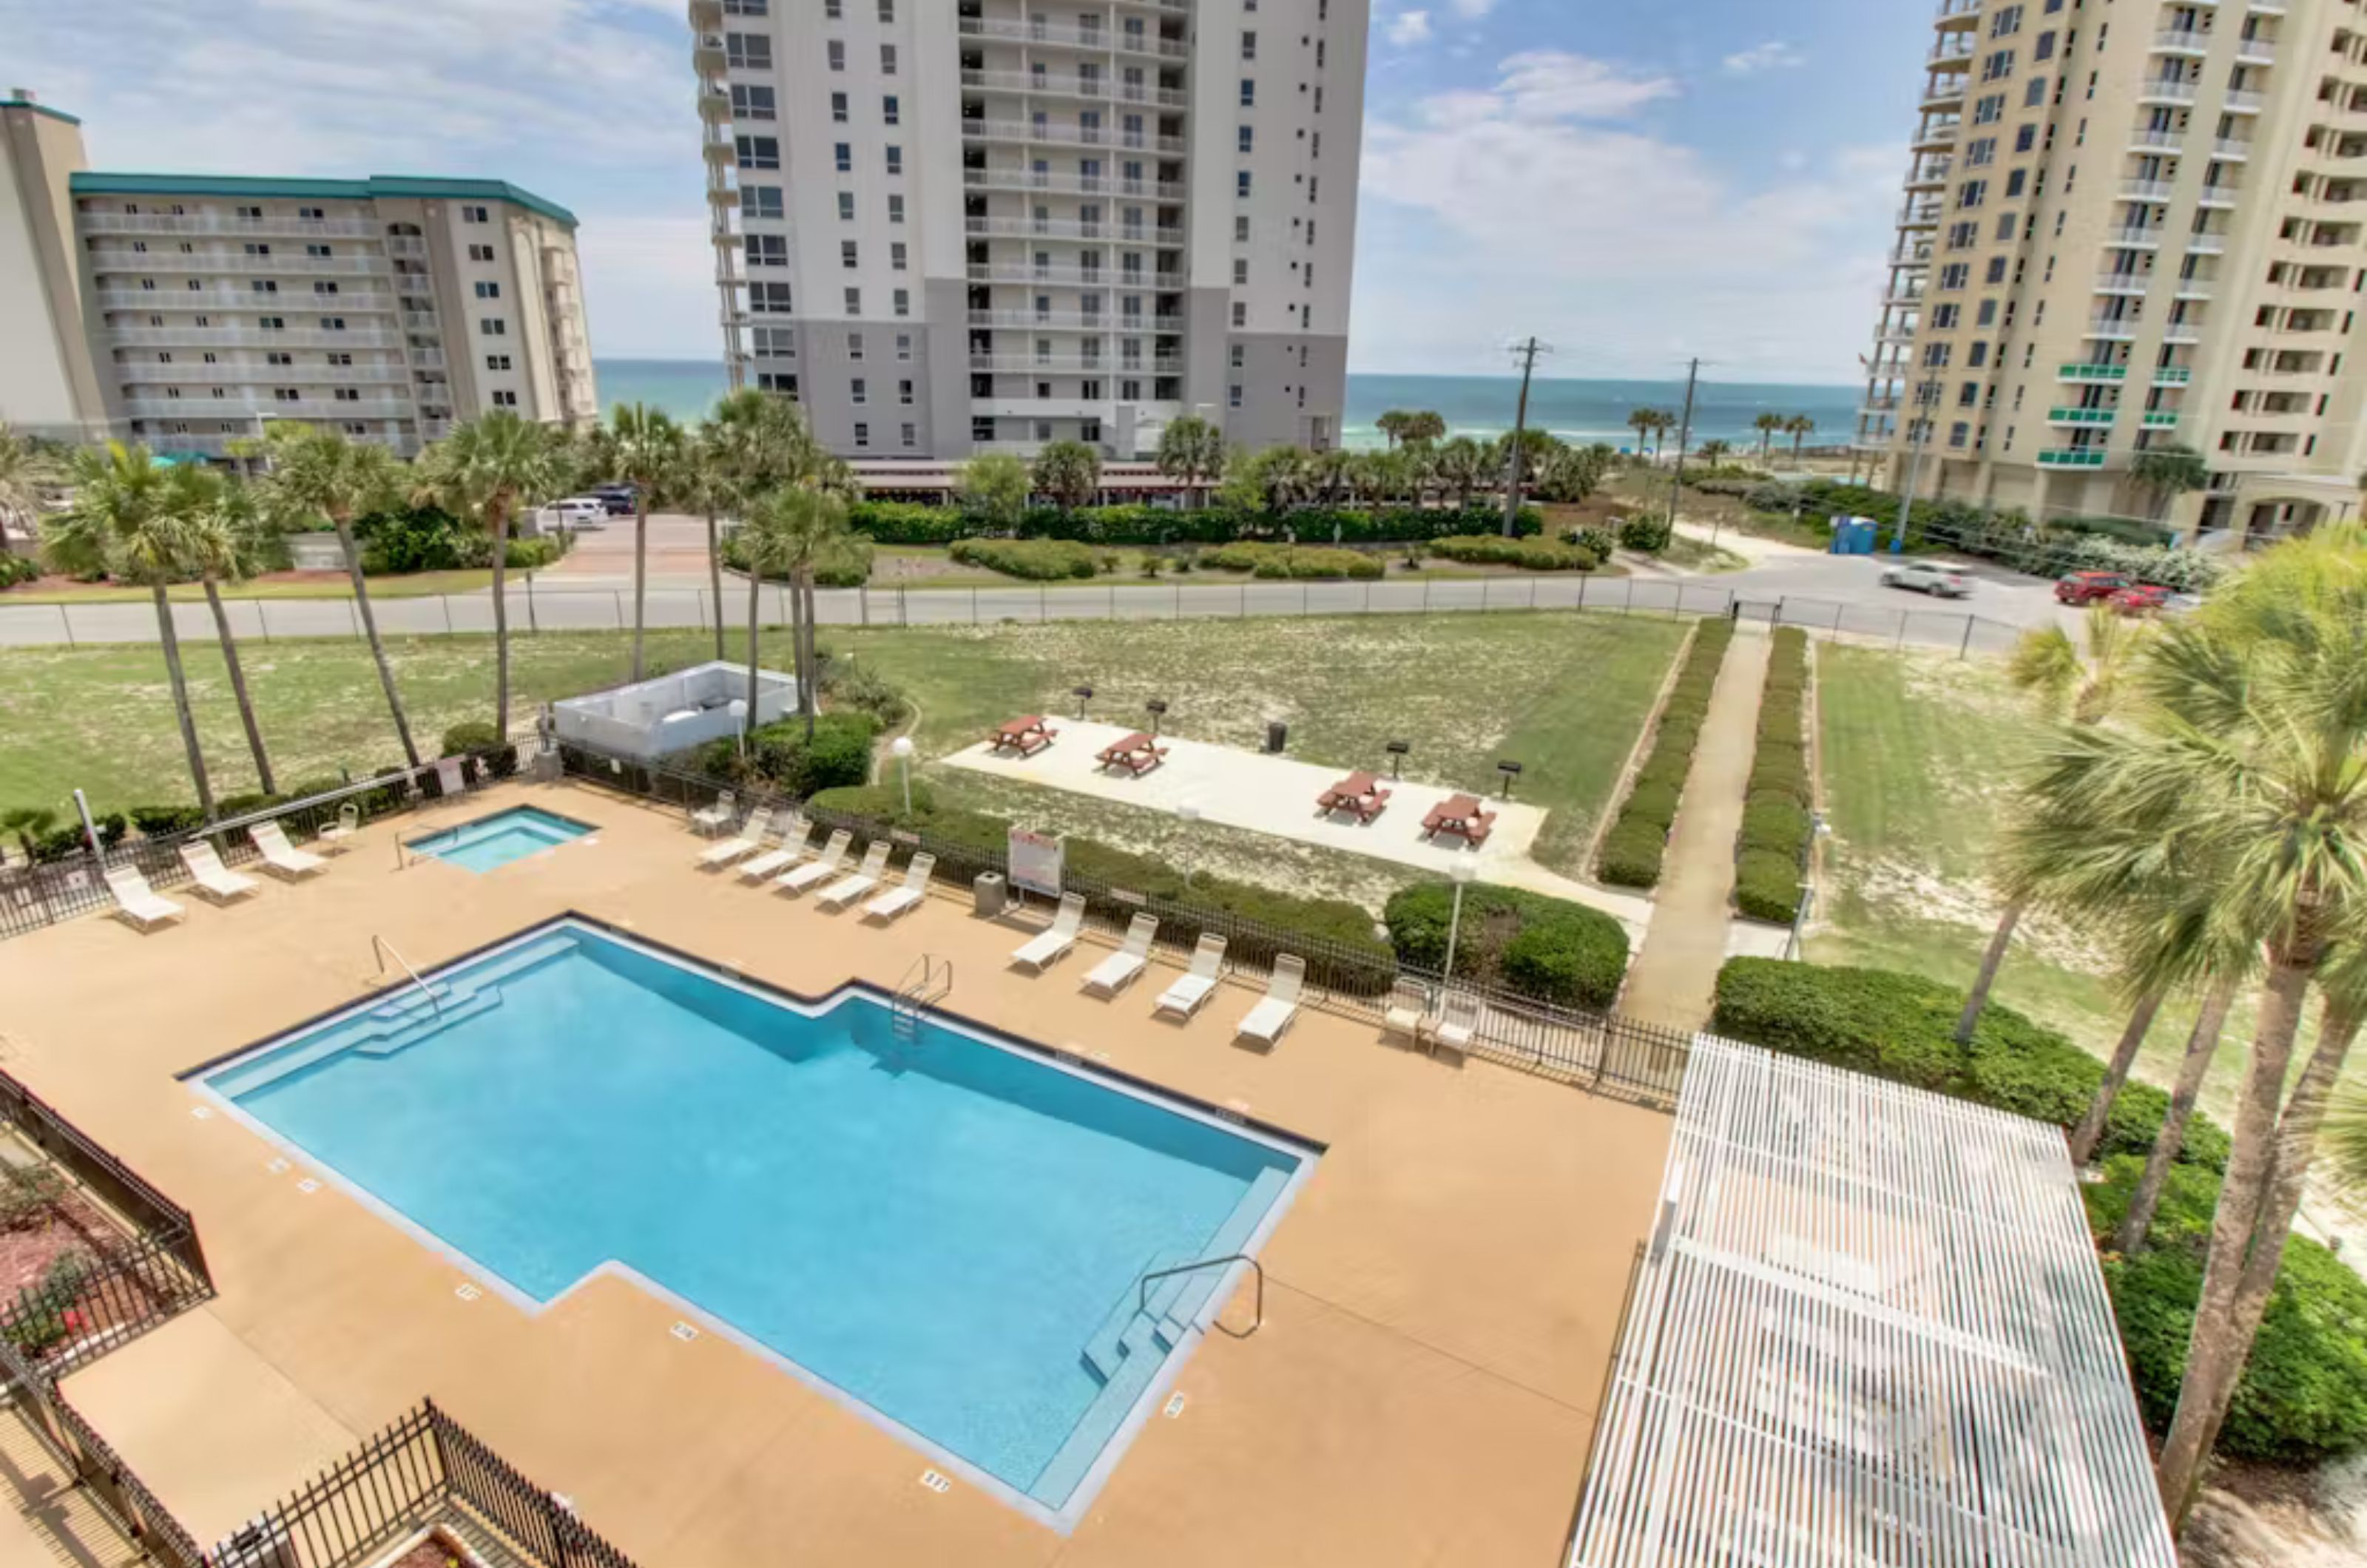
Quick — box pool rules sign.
[1007,828,1064,898]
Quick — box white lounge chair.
[817,842,892,910]
[1081,913,1158,996]
[697,808,780,868]
[862,853,936,922]
[775,830,851,893]
[250,821,327,880]
[689,791,736,835]
[1382,979,1431,1045]
[1432,993,1480,1062]
[736,817,814,882]
[178,840,260,904]
[314,802,361,854]
[1010,892,1086,971]
[1235,954,1304,1047]
[104,865,184,930]
[1153,934,1228,1018]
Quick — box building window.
[1238,125,1254,152]
[877,0,893,18]
[746,234,789,267]
[320,317,346,330]
[1241,30,1256,59]
[1240,78,1255,107]
[831,91,848,124]
[736,135,780,170]
[752,326,796,356]
[726,32,771,69]
[750,281,794,311]
[842,240,860,268]
[474,280,501,298]
[883,94,900,125]
[898,378,914,405]
[1986,256,2009,283]
[888,195,905,223]
[891,241,908,271]
[880,44,897,75]
[900,423,916,447]
[742,185,784,220]
[480,318,507,336]
[827,39,845,71]
[732,84,777,121]
[1229,383,1243,408]
[838,192,857,220]
[462,204,490,223]
[723,0,766,13]
[893,288,909,317]
[824,0,840,14]
[895,333,912,360]
[1231,301,1246,327]
[2022,75,2047,107]
[759,372,799,396]
[848,333,865,360]
[853,422,870,448]
[486,354,513,371]
[1237,170,1252,197]
[851,378,868,405]
[1233,257,1249,285]
[885,145,902,175]
[313,280,340,295]
[834,142,852,172]
[467,243,495,261]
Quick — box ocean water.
[208,922,1306,1513]
[594,359,1862,453]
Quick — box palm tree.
[1154,414,1225,507]
[1626,408,1657,454]
[184,470,279,794]
[1754,412,1784,464]
[2011,528,2367,1528]
[416,412,570,740]
[1955,606,2151,1045]
[740,486,849,742]
[591,404,686,684]
[1698,439,1732,465]
[1375,410,1411,450]
[258,425,419,766]
[1785,414,1817,462]
[0,423,58,547]
[1032,440,1101,513]
[42,444,217,817]
[675,428,734,662]
[1401,410,1447,448]
[1432,436,1489,511]
[2131,442,2209,527]
[701,392,835,732]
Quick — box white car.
[1879,561,1972,598]
[535,498,606,532]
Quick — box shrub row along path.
[1621,623,1777,1030]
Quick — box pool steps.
[1030,1163,1291,1507]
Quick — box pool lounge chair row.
[1006,896,1303,1047]
[104,820,334,931]
[695,808,936,922]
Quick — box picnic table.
[1316,770,1392,823]
[989,715,1058,756]
[1422,792,1496,846]
[1096,731,1169,775]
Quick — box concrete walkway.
[1620,625,1774,1030]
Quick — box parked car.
[1879,561,1972,598]
[2055,570,2130,604]
[534,498,606,532]
[590,483,637,517]
[2109,583,2172,616]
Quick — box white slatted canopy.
[1569,1039,2176,1568]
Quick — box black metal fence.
[558,739,1692,1107]
[0,747,518,942]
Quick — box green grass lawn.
[1,570,497,604]
[0,611,1685,906]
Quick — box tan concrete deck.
[0,780,1672,1567]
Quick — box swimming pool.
[197,919,1313,1527]
[405,808,592,873]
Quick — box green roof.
[1,95,81,127]
[67,172,576,226]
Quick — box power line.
[1501,336,1552,537]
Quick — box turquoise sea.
[593,359,1862,453]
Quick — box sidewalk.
[1620,625,1773,1030]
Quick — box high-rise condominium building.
[1857,0,2366,543]
[689,0,1366,462]
[0,91,597,461]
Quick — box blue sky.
[7,0,1931,383]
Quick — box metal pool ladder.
[892,954,952,1041]
[371,934,443,1018]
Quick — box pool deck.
[0,779,1673,1567]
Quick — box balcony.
[123,395,415,419]
[2155,367,2194,385]
[2187,232,2228,252]
[970,354,1183,374]
[1935,0,1981,24]
[692,33,725,70]
[698,88,731,122]
[2095,272,2150,294]
[2109,226,2165,248]
[2059,363,2128,382]
[112,362,413,386]
[2086,316,2142,339]
[970,310,1115,329]
[2143,411,2184,427]
[2047,408,2118,425]
[96,287,394,310]
[88,251,389,278]
[2038,449,2110,467]
[2162,321,2204,342]
[2138,78,2201,105]
[2121,178,2177,201]
[1898,201,1942,229]
[960,70,1190,109]
[956,16,1189,59]
[2224,89,2265,113]
[2197,183,2241,208]
[1929,38,1976,66]
[2235,38,2277,64]
[962,119,1189,155]
[2216,138,2254,160]
[1911,120,1961,152]
[77,212,376,239]
[962,168,1187,200]
[2130,129,2184,151]
[1919,79,1966,112]
[2175,278,2215,300]
[965,216,1106,240]
[103,324,405,348]
[2151,30,2212,55]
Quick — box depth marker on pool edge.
[919,1470,950,1493]
[1164,1393,1188,1419]
[670,1321,700,1342]
[294,1178,320,1195]
[455,1283,481,1302]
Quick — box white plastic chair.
[1081,913,1158,996]
[179,840,260,904]
[736,817,814,882]
[817,842,892,909]
[1010,892,1086,971]
[690,791,736,835]
[775,830,851,893]
[1153,934,1228,1018]
[250,821,326,880]
[104,865,185,930]
[1235,954,1304,1047]
[1433,993,1481,1061]
[698,807,780,868]
[862,854,936,922]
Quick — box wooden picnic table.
[1096,731,1169,775]
[1423,792,1496,846]
[990,715,1058,756]
[1317,770,1392,823]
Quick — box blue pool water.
[203,922,1308,1520]
[405,808,590,873]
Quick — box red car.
[2110,584,2172,616]
[2056,570,2130,604]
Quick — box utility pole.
[1501,336,1548,536]
[1891,406,1927,554]
[1664,356,1700,538]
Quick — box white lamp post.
[892,734,915,815]
[728,698,749,761]
[1175,802,1202,887]
[1442,858,1479,988]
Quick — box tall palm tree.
[1754,411,1784,464]
[416,412,570,740]
[183,470,278,794]
[1433,437,1488,511]
[1626,408,1657,455]
[1956,607,2151,1044]
[591,404,686,684]
[259,424,419,766]
[1786,414,1817,462]
[676,429,735,662]
[737,487,849,741]
[1698,439,1732,465]
[42,444,217,817]
[703,391,835,731]
[2012,528,2367,1528]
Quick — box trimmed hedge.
[1425,535,1600,572]
[845,499,1541,547]
[805,781,1396,990]
[690,711,879,796]
[1712,958,2230,1169]
[2084,1155,2367,1464]
[947,537,1101,581]
[1734,627,1811,922]
[1596,621,1734,888]
[1199,542,1384,580]
[720,532,875,587]
[1382,882,1630,1010]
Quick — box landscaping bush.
[844,500,1539,549]
[1712,959,2229,1168]
[720,532,875,587]
[1618,513,1674,554]
[2083,1155,2367,1464]
[355,507,473,575]
[439,720,520,779]
[1425,535,1599,571]
[947,537,1100,581]
[129,804,207,839]
[503,536,562,572]
[1732,849,1805,923]
[1559,525,1618,561]
[0,555,38,589]
[1199,542,1383,580]
[689,711,879,796]
[1383,882,1629,1010]
[1595,621,1734,888]
[820,658,911,729]
[1733,627,1811,920]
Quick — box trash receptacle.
[1266,720,1289,754]
[973,871,1007,918]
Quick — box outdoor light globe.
[1450,859,1479,885]
[892,736,915,760]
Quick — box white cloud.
[1723,41,1807,75]
[1448,0,1498,16]
[1385,9,1433,46]
[1357,52,1903,379]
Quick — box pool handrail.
[371,933,444,1019]
[1138,1253,1264,1337]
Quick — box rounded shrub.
[1385,882,1630,1010]
[1732,849,1803,922]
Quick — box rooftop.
[67,171,578,227]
